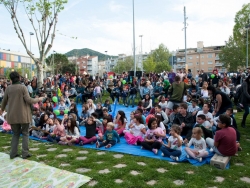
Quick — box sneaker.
[196,157,202,162]
[96,141,100,148]
[186,154,190,159]
[161,153,164,157]
[152,149,158,155]
[170,155,179,161]
[79,141,84,146]
[105,144,111,148]
[210,148,214,152]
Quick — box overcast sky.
[0,0,249,57]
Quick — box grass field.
[0,93,250,187]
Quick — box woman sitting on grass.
[59,117,80,146]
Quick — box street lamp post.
[139,35,143,73]
[246,24,250,68]
[29,32,34,78]
[132,0,136,77]
[105,51,108,72]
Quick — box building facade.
[0,49,35,77]
[72,55,99,76]
[175,41,225,73]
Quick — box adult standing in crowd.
[199,69,208,83]
[166,75,190,115]
[1,71,44,159]
[207,85,232,116]
[240,75,250,128]
[31,76,38,95]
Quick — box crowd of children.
[0,71,244,165]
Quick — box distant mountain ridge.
[64,48,117,61]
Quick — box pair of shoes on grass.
[186,154,202,162]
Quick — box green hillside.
[64,48,117,61]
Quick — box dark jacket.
[173,112,195,129]
[240,81,250,105]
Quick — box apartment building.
[71,55,98,75]
[0,49,35,77]
[175,41,225,73]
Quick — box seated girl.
[98,115,112,141]
[114,110,127,136]
[161,124,182,161]
[184,127,209,162]
[141,117,164,155]
[31,113,49,138]
[1,113,11,133]
[142,94,152,114]
[47,118,65,143]
[124,115,146,145]
[59,117,80,146]
[78,116,98,145]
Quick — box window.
[208,61,213,64]
[188,56,193,59]
[208,67,213,71]
[14,62,18,68]
[201,55,204,58]
[196,56,199,58]
[188,63,193,66]
[208,54,213,58]
[196,62,199,65]
[201,62,204,65]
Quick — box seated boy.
[187,99,200,117]
[195,114,213,139]
[168,104,179,127]
[96,122,120,148]
[206,114,239,156]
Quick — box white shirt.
[201,89,209,97]
[131,123,145,137]
[196,110,214,125]
[187,105,200,113]
[168,135,183,150]
[187,137,207,153]
[159,101,168,110]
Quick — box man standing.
[1,71,44,159]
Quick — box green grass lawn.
[0,94,250,187]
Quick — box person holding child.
[184,127,208,162]
[59,117,80,146]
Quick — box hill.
[64,48,117,61]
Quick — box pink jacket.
[2,121,11,131]
[52,124,66,137]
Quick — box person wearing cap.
[1,71,44,159]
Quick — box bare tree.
[0,0,67,87]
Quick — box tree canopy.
[46,53,69,74]
[112,56,134,74]
[0,0,67,86]
[143,44,171,73]
[219,36,245,71]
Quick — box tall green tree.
[112,56,134,74]
[143,56,156,73]
[219,36,245,71]
[0,0,67,86]
[143,44,171,73]
[46,53,69,74]
[233,3,250,65]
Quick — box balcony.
[215,56,220,60]
[177,58,185,62]
[215,62,223,66]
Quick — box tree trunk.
[36,63,44,89]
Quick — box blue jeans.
[47,135,61,143]
[75,94,83,104]
[161,147,182,157]
[242,104,249,125]
[127,94,136,106]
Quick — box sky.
[0,0,249,57]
